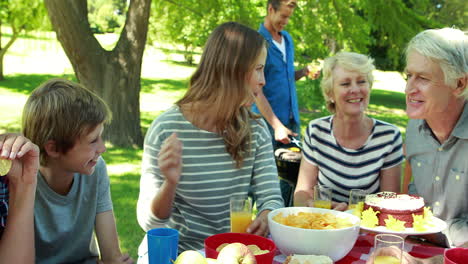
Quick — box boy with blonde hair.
[22,78,133,264]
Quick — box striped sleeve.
[136,110,172,231]
[250,119,284,213]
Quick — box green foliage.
[149,0,461,70]
[0,0,48,31]
[148,0,264,63]
[88,0,126,33]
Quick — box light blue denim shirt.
[407,102,468,247]
[252,23,300,127]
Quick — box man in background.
[253,0,310,206]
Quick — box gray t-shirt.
[34,157,113,264]
[407,103,468,247]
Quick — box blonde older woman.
[294,52,403,208]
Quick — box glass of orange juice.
[313,185,332,209]
[348,189,367,217]
[230,196,253,233]
[373,234,404,264]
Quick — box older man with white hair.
[405,27,468,248]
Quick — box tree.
[0,0,46,80]
[151,0,443,71]
[149,0,264,64]
[291,0,436,70]
[44,0,151,147]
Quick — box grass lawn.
[0,29,408,259]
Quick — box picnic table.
[272,232,445,264]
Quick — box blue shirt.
[252,23,300,126]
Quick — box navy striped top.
[303,116,404,202]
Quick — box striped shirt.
[303,116,403,202]
[137,106,283,252]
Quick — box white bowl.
[268,207,360,262]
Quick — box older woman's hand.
[332,202,348,211]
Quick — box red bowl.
[205,232,276,264]
[444,248,468,264]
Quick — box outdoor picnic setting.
[0,0,467,263]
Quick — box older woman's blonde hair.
[405,27,468,99]
[176,22,266,168]
[320,52,375,113]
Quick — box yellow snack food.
[0,159,12,176]
[273,211,353,230]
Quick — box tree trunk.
[0,21,3,81]
[0,22,20,81]
[0,54,3,81]
[44,0,151,147]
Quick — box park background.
[0,0,466,259]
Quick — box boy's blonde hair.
[22,78,112,165]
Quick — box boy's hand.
[0,133,39,186]
[158,133,183,185]
[97,253,134,264]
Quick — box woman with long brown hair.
[136,22,283,258]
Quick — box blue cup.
[147,228,179,264]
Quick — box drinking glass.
[147,228,179,264]
[373,234,404,264]
[230,196,253,233]
[313,185,332,209]
[307,61,321,79]
[348,189,367,216]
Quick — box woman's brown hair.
[177,22,266,168]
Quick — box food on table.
[217,242,257,264]
[349,201,364,217]
[272,211,353,230]
[364,192,424,228]
[0,158,12,176]
[411,208,435,231]
[283,254,333,264]
[216,243,229,252]
[246,244,269,255]
[216,242,269,255]
[384,215,406,231]
[360,207,379,228]
[174,250,208,264]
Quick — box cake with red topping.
[364,192,424,228]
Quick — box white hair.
[406,28,468,98]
